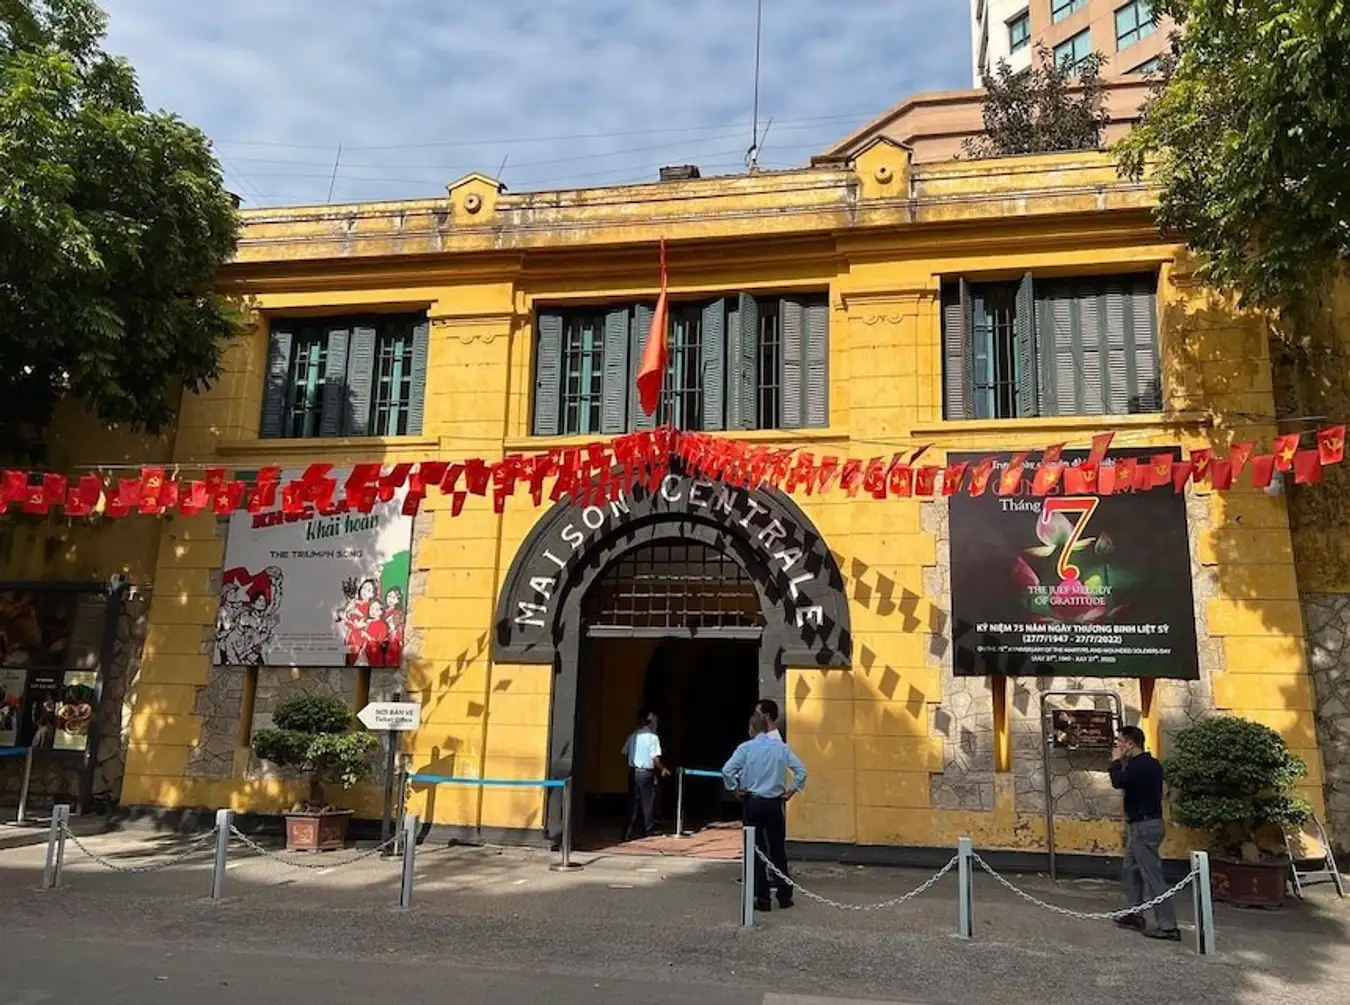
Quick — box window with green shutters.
[532,293,828,435]
[942,273,1160,420]
[260,314,430,439]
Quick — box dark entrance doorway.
[574,541,764,851]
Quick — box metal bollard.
[42,805,70,891]
[16,747,33,825]
[675,769,686,839]
[740,825,756,927]
[956,836,974,939]
[210,809,233,902]
[398,813,418,909]
[550,778,583,871]
[1191,850,1216,956]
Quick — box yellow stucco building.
[0,130,1329,867]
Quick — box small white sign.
[357,702,422,732]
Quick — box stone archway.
[491,467,852,838]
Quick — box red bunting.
[968,457,995,497]
[1031,463,1063,497]
[1249,454,1277,490]
[1088,433,1113,466]
[1230,442,1255,477]
[1210,458,1234,491]
[1294,450,1324,485]
[1273,434,1300,471]
[889,463,913,497]
[1189,449,1212,484]
[914,466,939,497]
[942,463,968,497]
[996,453,1029,496]
[1150,454,1173,489]
[1319,425,1346,466]
[1172,461,1194,494]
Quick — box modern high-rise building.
[971,0,1172,84]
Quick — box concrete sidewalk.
[3,830,1348,1004]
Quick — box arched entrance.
[492,467,852,842]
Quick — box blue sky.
[99,1,971,207]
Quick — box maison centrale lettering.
[511,474,823,630]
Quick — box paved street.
[1,829,1348,1004]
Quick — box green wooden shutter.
[780,297,804,427]
[1129,276,1161,412]
[345,324,377,436]
[601,307,631,434]
[319,326,350,436]
[803,297,829,427]
[260,325,293,438]
[700,298,726,430]
[941,281,975,420]
[1013,273,1038,418]
[405,318,430,435]
[630,303,657,431]
[728,293,759,429]
[1104,282,1132,416]
[533,311,564,436]
[1079,283,1106,416]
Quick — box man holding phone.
[1109,725,1180,941]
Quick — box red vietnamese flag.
[1088,432,1114,466]
[635,238,670,417]
[1273,433,1300,471]
[1318,424,1347,466]
[1031,463,1063,496]
[1249,454,1277,489]
[1150,453,1173,489]
[1294,450,1324,485]
[889,463,914,497]
[1042,443,1065,465]
[1230,441,1256,477]
[996,452,1030,496]
[1098,463,1118,496]
[942,463,968,496]
[1189,448,1212,484]
[914,465,939,497]
[1171,461,1194,494]
[967,457,995,497]
[1210,458,1234,490]
[1116,457,1139,492]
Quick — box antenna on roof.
[745,0,764,171]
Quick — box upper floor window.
[1129,54,1163,75]
[1051,0,1086,23]
[260,314,429,439]
[1115,0,1156,50]
[532,293,828,436]
[1053,28,1094,71]
[1008,10,1031,53]
[941,273,1161,421]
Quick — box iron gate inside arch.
[582,542,765,636]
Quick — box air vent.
[659,165,701,182]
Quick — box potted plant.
[251,694,379,851]
[1165,715,1311,908]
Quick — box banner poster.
[0,589,75,669]
[214,470,414,668]
[948,448,1200,680]
[0,667,25,747]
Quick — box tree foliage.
[1116,1,1350,315]
[964,44,1111,159]
[252,695,378,809]
[0,0,241,445]
[1164,715,1310,859]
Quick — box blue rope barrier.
[681,768,723,779]
[410,773,566,789]
[0,747,30,759]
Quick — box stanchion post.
[41,804,64,890]
[210,809,232,902]
[740,824,756,927]
[398,813,418,909]
[956,836,974,939]
[1191,850,1216,956]
[675,768,685,839]
[17,747,33,825]
[550,777,583,871]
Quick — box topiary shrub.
[251,694,379,811]
[1164,715,1311,861]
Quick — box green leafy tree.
[252,694,379,810]
[1116,1,1350,315]
[1164,715,1310,859]
[0,0,241,452]
[964,44,1111,159]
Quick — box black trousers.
[744,795,791,904]
[625,768,656,839]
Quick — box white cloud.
[100,0,970,206]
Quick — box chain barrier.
[753,846,959,912]
[62,825,219,874]
[970,851,1197,922]
[228,825,399,870]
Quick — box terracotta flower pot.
[1210,856,1288,908]
[282,809,354,852]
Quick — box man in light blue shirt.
[621,710,667,840]
[722,711,807,910]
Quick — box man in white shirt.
[621,710,668,840]
[756,699,782,742]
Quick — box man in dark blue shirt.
[1109,725,1179,940]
